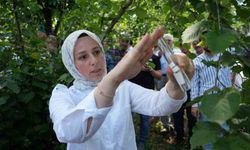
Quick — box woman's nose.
[89,55,97,66]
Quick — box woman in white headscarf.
[49,27,194,150]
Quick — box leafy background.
[0,0,249,149]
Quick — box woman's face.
[74,36,105,81]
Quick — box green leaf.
[240,56,250,68]
[220,51,235,66]
[204,87,221,95]
[205,29,237,54]
[201,60,219,68]
[0,96,9,106]
[0,81,7,90]
[200,88,241,124]
[213,133,250,150]
[135,8,147,19]
[147,61,156,69]
[190,121,222,149]
[57,73,74,85]
[186,95,203,107]
[230,104,250,133]
[32,80,48,90]
[232,65,243,74]
[220,0,231,6]
[187,52,196,59]
[242,79,250,104]
[236,7,250,19]
[0,41,12,47]
[181,20,208,43]
[18,91,35,103]
[30,53,40,59]
[6,79,20,94]
[58,73,70,81]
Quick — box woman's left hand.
[169,53,194,80]
[165,53,194,99]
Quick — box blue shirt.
[191,53,232,105]
[160,56,167,75]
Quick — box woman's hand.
[110,27,164,82]
[170,53,194,80]
[95,27,164,108]
[165,53,194,100]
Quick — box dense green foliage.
[0,0,249,149]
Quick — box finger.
[133,34,151,55]
[140,48,153,64]
[146,27,165,54]
[134,27,164,55]
[186,59,195,80]
[171,54,194,80]
[138,27,164,64]
[132,27,164,64]
[171,54,186,69]
[166,66,178,84]
[150,26,165,41]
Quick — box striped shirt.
[191,53,232,106]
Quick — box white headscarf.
[61,30,107,90]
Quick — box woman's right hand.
[110,27,164,82]
[94,27,164,108]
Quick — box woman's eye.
[94,50,101,56]
[79,55,87,60]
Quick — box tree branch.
[100,11,105,30]
[53,0,68,36]
[102,0,133,42]
[13,0,24,53]
[43,2,53,35]
[37,0,53,35]
[54,10,63,36]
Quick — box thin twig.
[13,0,24,53]
[102,0,133,42]
[215,0,221,30]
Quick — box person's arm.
[150,69,162,80]
[149,56,162,80]
[49,84,111,143]
[128,54,194,116]
[141,64,162,80]
[128,81,186,116]
[94,27,165,108]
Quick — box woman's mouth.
[91,69,102,74]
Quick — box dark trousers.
[172,90,196,141]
